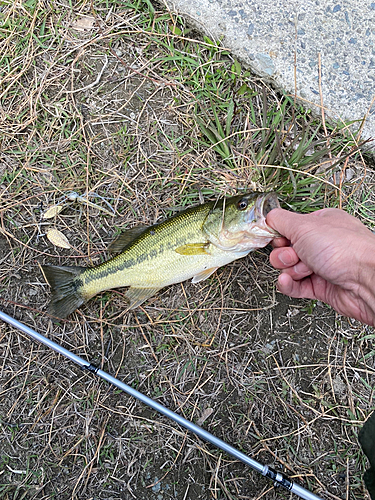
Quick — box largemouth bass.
[42,192,280,318]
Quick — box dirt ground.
[0,2,374,500]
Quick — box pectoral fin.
[175,243,210,256]
[191,267,218,283]
[125,286,162,309]
[109,225,148,254]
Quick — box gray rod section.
[0,309,324,500]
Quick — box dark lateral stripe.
[81,233,196,286]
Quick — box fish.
[41,191,280,319]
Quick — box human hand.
[266,208,375,326]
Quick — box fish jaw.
[244,191,281,241]
[205,192,281,253]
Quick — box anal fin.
[191,267,218,284]
[125,286,162,309]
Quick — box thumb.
[266,208,304,242]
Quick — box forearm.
[356,233,375,325]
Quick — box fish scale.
[81,203,213,294]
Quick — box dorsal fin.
[108,225,148,254]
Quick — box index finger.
[271,236,290,248]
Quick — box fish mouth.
[251,192,281,237]
[258,192,280,218]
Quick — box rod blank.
[0,309,324,500]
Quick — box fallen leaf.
[71,15,95,31]
[196,408,214,426]
[43,205,64,219]
[47,228,71,249]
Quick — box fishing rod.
[0,309,324,500]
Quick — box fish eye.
[237,198,248,211]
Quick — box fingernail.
[293,261,311,275]
[279,250,294,266]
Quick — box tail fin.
[41,265,86,319]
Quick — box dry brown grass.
[0,1,374,500]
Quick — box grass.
[0,1,374,500]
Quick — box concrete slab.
[165,0,375,149]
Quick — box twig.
[64,55,108,94]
